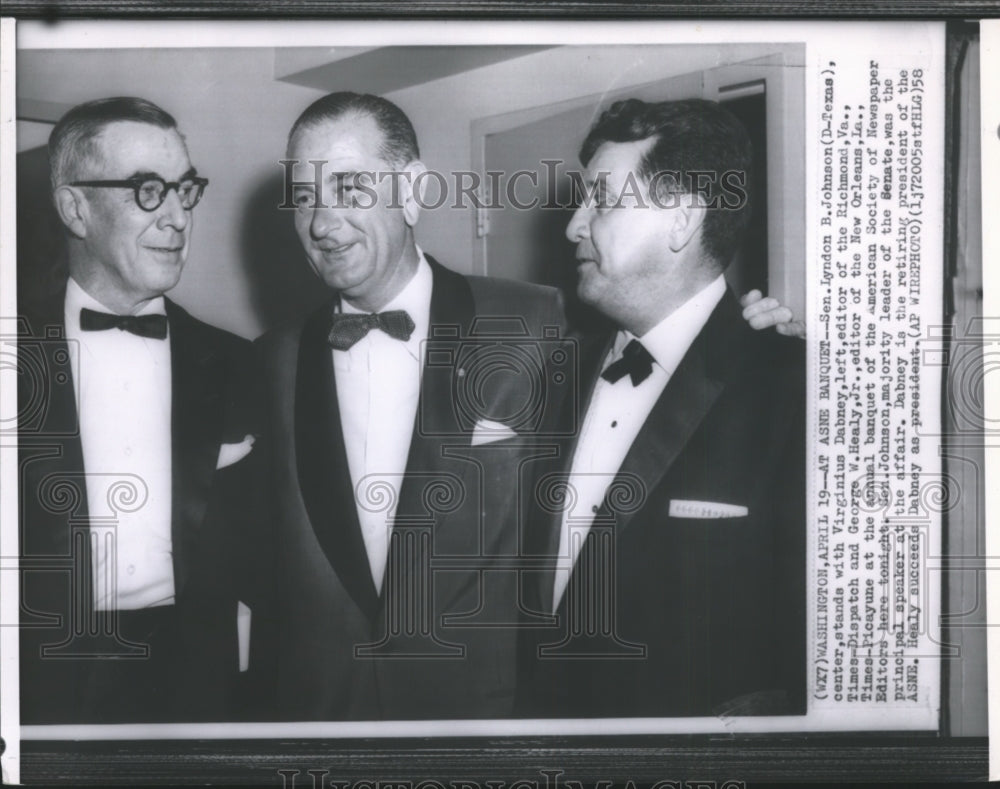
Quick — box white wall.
[386,43,789,273]
[17,43,787,336]
[17,48,325,338]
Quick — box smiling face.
[565,138,687,332]
[72,121,194,314]
[288,112,419,312]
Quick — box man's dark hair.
[580,98,753,267]
[48,96,179,193]
[287,92,420,167]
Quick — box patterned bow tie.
[79,308,168,340]
[601,339,654,386]
[327,309,416,351]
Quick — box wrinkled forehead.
[87,120,192,178]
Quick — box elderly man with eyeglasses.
[18,97,268,724]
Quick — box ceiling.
[16,45,557,125]
[274,45,556,95]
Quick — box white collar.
[65,276,167,331]
[335,246,432,358]
[610,274,727,377]
[339,245,432,321]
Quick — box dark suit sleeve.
[770,338,808,713]
[230,338,279,720]
[181,325,276,721]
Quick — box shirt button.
[127,565,136,575]
[592,505,599,513]
[611,420,618,428]
[124,446,132,457]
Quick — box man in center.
[256,93,567,720]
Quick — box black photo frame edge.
[2,4,993,785]
[13,734,994,784]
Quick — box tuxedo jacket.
[255,255,566,720]
[519,290,807,718]
[17,291,266,724]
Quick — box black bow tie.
[601,339,654,386]
[79,308,168,340]
[327,309,416,351]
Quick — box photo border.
[2,1,1000,17]
[1,5,993,785]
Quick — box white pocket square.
[470,419,518,446]
[669,499,748,519]
[216,434,256,470]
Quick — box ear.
[53,185,89,239]
[667,192,707,253]
[399,160,427,228]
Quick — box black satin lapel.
[413,255,475,441]
[599,291,749,537]
[18,292,91,560]
[387,258,476,607]
[604,350,724,538]
[295,304,379,617]
[533,430,575,616]
[535,329,612,612]
[577,331,616,422]
[167,300,225,598]
[18,293,97,660]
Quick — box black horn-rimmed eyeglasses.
[70,175,209,212]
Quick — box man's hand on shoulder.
[740,289,806,338]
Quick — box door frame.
[470,47,806,320]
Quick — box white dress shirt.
[551,275,727,611]
[334,250,432,592]
[64,277,175,611]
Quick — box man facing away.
[519,98,807,718]
[18,97,266,723]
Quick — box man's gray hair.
[48,96,179,193]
